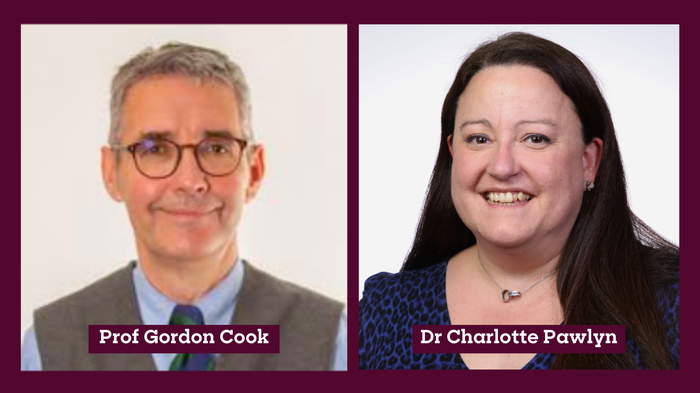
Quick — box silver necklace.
[478,255,557,302]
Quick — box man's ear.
[583,137,604,184]
[101,146,124,202]
[244,144,265,203]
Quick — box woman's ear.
[583,137,604,184]
[447,134,454,157]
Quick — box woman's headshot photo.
[359,25,679,369]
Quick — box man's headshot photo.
[21,25,347,371]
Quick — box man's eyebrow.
[203,130,235,139]
[137,130,174,140]
[135,130,237,141]
[459,119,493,130]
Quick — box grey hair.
[109,42,252,145]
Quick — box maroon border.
[14,2,698,393]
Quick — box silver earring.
[586,180,595,192]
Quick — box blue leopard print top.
[359,260,679,369]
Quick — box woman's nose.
[487,142,520,180]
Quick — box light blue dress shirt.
[21,260,347,370]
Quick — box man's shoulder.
[226,262,344,370]
[243,261,344,316]
[243,262,342,309]
[235,260,344,334]
[32,262,145,370]
[35,262,136,325]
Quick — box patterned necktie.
[168,304,216,371]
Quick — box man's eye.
[204,143,231,154]
[140,141,168,155]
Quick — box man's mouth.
[484,191,533,206]
[163,209,212,216]
[158,207,219,217]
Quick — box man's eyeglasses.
[111,136,251,179]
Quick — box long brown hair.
[401,32,679,369]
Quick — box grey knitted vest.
[34,261,343,370]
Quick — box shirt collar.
[132,259,245,326]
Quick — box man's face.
[102,75,264,263]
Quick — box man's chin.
[136,227,235,263]
[148,240,226,263]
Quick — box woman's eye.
[467,135,490,144]
[524,134,551,144]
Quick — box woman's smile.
[483,191,534,206]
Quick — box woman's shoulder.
[656,276,679,314]
[656,274,679,358]
[361,261,448,299]
[646,270,679,369]
[651,255,679,326]
[646,249,679,332]
[359,261,453,369]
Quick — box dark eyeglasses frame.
[111,136,251,179]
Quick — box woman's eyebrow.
[515,118,558,128]
[458,118,558,131]
[459,119,493,131]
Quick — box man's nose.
[172,147,209,194]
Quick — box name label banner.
[89,325,279,353]
[412,325,625,354]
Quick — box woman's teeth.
[486,191,532,205]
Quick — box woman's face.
[448,65,601,255]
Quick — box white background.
[21,25,348,339]
[360,25,679,298]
